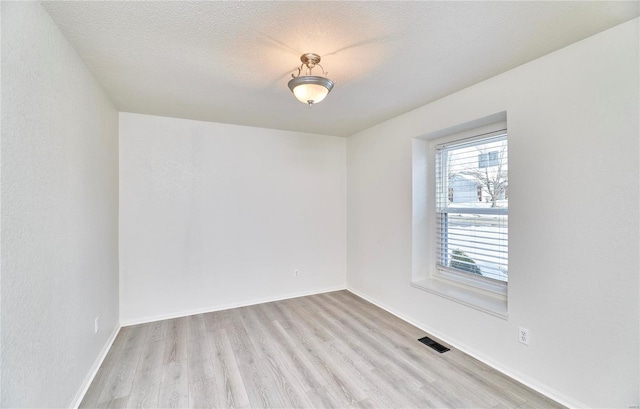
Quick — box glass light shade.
[293,83,329,104]
[288,75,334,105]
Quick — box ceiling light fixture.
[288,53,334,107]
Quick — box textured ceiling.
[42,1,639,137]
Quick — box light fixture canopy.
[288,53,334,107]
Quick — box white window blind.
[435,131,508,283]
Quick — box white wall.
[119,113,346,324]
[347,18,639,409]
[1,2,120,408]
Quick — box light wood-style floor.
[80,290,563,408]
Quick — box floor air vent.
[418,336,450,353]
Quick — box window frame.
[433,130,508,298]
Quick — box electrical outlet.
[294,269,300,278]
[94,316,99,334]
[518,327,529,345]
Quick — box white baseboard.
[346,286,586,409]
[120,285,347,327]
[70,325,121,409]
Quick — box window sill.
[411,278,508,319]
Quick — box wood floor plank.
[518,400,555,409]
[323,296,443,383]
[187,335,216,383]
[145,320,167,343]
[434,349,532,407]
[306,385,353,409]
[208,328,250,408]
[320,335,433,409]
[329,291,426,338]
[316,340,399,409]
[236,358,288,408]
[164,318,188,365]
[127,340,164,409]
[368,363,444,408]
[259,300,296,330]
[453,352,564,409]
[428,376,502,408]
[260,354,316,408]
[87,290,565,409]
[98,325,148,403]
[158,361,189,409]
[237,305,282,359]
[283,299,334,344]
[223,308,262,366]
[293,333,369,405]
[324,337,375,373]
[203,308,235,333]
[126,382,160,409]
[96,396,129,409]
[363,366,426,408]
[306,296,439,387]
[266,321,329,392]
[189,379,219,409]
[242,305,326,403]
[187,314,208,340]
[79,366,112,408]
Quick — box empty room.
[2,1,639,408]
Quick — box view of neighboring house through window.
[435,131,508,283]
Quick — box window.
[478,150,499,168]
[435,131,508,287]
[411,114,509,317]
